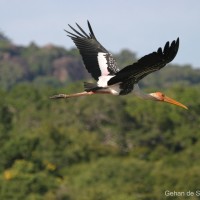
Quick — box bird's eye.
[160,93,165,100]
[157,92,165,100]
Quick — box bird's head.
[149,92,188,109]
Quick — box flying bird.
[50,21,188,109]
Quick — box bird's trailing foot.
[49,91,94,99]
[49,94,70,99]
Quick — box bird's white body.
[97,75,123,95]
[97,75,145,97]
[109,84,122,95]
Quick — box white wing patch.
[97,75,114,87]
[97,53,110,76]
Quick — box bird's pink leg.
[50,90,111,99]
[94,91,111,94]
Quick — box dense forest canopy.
[0,32,200,200]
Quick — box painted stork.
[50,21,188,109]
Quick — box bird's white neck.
[132,84,155,100]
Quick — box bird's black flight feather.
[66,21,119,80]
[108,38,179,86]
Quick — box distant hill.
[0,32,200,90]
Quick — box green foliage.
[114,49,137,68]
[0,32,12,50]
[0,82,199,200]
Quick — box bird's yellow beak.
[163,96,188,110]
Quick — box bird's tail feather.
[83,82,103,92]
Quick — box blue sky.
[1,0,200,67]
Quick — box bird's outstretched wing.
[66,21,119,80]
[108,38,179,85]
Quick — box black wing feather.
[68,24,86,38]
[87,20,96,38]
[75,22,90,38]
[108,38,179,85]
[66,21,119,80]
